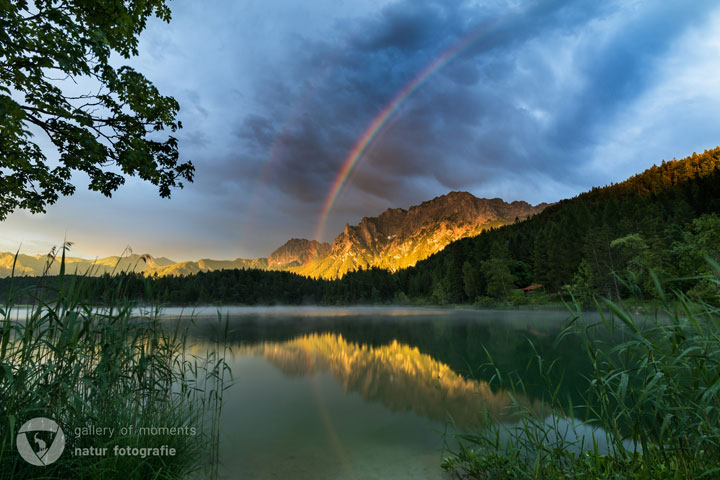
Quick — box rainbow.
[239,59,338,232]
[313,20,500,241]
[239,41,357,236]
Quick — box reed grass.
[443,260,720,479]
[0,247,230,479]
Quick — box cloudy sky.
[2,0,720,260]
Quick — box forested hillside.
[3,148,719,306]
[399,147,720,304]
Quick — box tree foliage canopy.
[0,0,193,219]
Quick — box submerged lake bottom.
[162,307,605,479]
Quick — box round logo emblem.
[16,417,65,466]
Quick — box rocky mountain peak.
[268,238,331,268]
[294,191,549,279]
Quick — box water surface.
[175,307,590,479]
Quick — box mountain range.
[0,192,548,279]
[291,192,547,278]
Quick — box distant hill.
[0,252,175,278]
[143,257,270,277]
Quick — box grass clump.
[0,248,229,479]
[443,262,720,479]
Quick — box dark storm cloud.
[228,0,715,226]
[237,115,277,154]
[357,1,460,53]
[233,0,676,219]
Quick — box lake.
[166,306,595,479]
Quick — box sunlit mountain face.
[291,192,548,279]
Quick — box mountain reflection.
[233,333,543,429]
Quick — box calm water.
[171,307,593,479]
